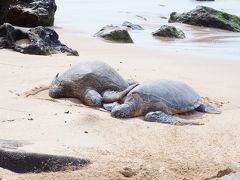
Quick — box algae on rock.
[169,6,240,32]
[152,25,186,39]
[95,25,133,43]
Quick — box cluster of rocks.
[0,0,78,56]
[95,6,240,43]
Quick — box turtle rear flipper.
[144,111,204,126]
[103,102,120,111]
[196,103,221,114]
[102,83,138,103]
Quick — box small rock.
[120,167,137,178]
[122,21,144,30]
[95,25,133,43]
[152,25,186,39]
[84,131,88,134]
[7,119,15,122]
[28,118,34,121]
[160,16,168,19]
[136,15,147,21]
[64,111,70,114]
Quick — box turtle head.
[49,73,65,98]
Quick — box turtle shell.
[58,61,129,92]
[128,80,202,114]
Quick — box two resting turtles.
[49,61,220,125]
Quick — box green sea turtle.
[107,80,220,125]
[49,61,138,107]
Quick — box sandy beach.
[1,0,240,179]
[0,28,240,179]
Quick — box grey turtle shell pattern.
[49,61,129,98]
[127,80,202,114]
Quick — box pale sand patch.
[0,29,240,179]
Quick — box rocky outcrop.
[0,0,10,25]
[152,25,185,39]
[122,21,144,30]
[0,23,78,56]
[95,25,133,43]
[6,0,57,27]
[0,149,90,173]
[169,6,240,32]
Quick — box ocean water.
[55,0,240,59]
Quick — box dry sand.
[0,29,240,180]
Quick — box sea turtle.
[49,61,138,107]
[107,80,220,125]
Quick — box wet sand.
[0,29,240,179]
[55,0,240,59]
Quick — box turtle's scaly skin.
[111,80,220,125]
[49,61,133,107]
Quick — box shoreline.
[54,0,240,60]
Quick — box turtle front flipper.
[82,89,103,107]
[144,111,204,125]
[111,97,141,118]
[102,83,139,103]
[195,103,221,114]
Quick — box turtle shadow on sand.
[24,87,217,119]
[23,86,107,113]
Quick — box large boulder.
[152,25,185,39]
[0,23,78,56]
[0,0,10,25]
[6,0,57,27]
[95,25,133,43]
[169,6,240,32]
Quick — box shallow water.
[55,0,240,59]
